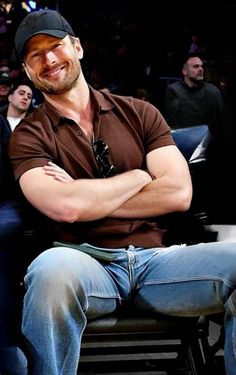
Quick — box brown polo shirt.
[9,86,175,248]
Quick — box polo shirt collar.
[42,85,114,128]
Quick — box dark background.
[56,0,236,109]
[2,0,236,110]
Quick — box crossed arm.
[19,145,192,222]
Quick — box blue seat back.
[171,125,208,160]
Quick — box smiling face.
[23,34,83,96]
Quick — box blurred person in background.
[165,53,225,129]
[0,76,33,375]
[1,76,33,131]
[0,71,12,113]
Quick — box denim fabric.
[0,200,28,375]
[22,241,236,375]
[0,347,28,375]
[0,200,22,248]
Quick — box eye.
[29,51,42,61]
[52,43,62,50]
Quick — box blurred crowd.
[61,0,236,111]
[0,1,236,112]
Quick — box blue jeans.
[0,200,28,375]
[0,200,23,247]
[23,242,236,375]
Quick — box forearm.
[20,168,152,222]
[109,175,192,219]
[69,169,152,221]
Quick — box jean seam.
[137,276,235,289]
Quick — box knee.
[24,247,88,294]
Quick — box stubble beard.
[33,60,81,95]
[190,75,204,85]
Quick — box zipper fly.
[126,245,136,292]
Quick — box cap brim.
[32,30,68,39]
[22,30,68,57]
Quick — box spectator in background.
[164,53,225,129]
[0,9,7,35]
[203,72,236,223]
[134,88,150,102]
[0,57,11,73]
[0,0,27,43]
[0,71,12,113]
[188,33,207,56]
[0,76,33,199]
[0,77,33,375]
[1,77,33,131]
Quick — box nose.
[44,50,57,65]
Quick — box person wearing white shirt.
[0,77,33,375]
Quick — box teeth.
[46,68,61,77]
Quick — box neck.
[45,79,94,139]
[45,74,90,117]
[184,77,202,88]
[7,106,26,119]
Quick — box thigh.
[135,242,236,316]
[25,247,123,318]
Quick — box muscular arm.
[19,168,152,222]
[109,145,193,219]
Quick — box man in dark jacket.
[165,54,225,129]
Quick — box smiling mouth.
[44,66,64,78]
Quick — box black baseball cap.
[15,9,75,59]
[0,71,12,85]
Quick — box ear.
[23,63,32,81]
[78,48,83,59]
[75,38,83,59]
[182,66,187,76]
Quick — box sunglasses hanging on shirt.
[92,138,116,178]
